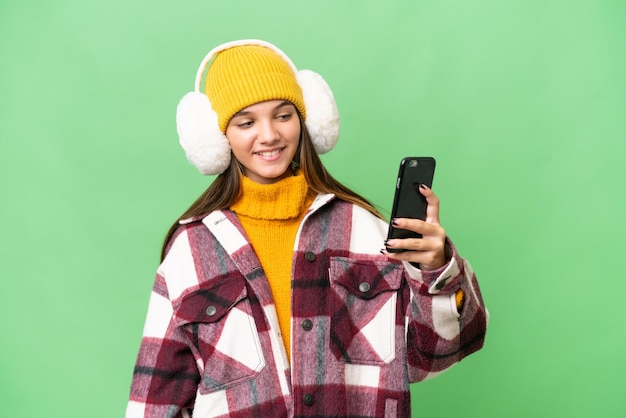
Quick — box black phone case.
[386,157,436,252]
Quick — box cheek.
[288,121,301,142]
[225,131,250,154]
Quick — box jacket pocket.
[174,277,265,394]
[329,256,403,365]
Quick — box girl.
[127,39,488,418]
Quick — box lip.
[254,147,285,161]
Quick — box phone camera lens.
[408,160,418,167]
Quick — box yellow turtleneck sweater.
[230,171,315,360]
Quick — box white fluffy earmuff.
[176,39,340,175]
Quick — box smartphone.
[386,157,436,252]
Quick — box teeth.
[257,150,281,157]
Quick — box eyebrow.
[231,101,294,118]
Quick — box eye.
[276,112,293,121]
[236,120,253,128]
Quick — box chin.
[266,164,291,177]
[266,169,291,181]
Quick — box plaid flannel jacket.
[127,194,488,417]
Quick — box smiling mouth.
[255,149,283,157]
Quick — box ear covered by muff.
[175,39,340,176]
[176,92,231,175]
[297,69,340,155]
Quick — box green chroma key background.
[1,1,625,417]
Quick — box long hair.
[161,115,383,261]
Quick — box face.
[225,100,301,184]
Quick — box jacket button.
[301,319,313,331]
[303,393,314,406]
[358,282,371,293]
[205,305,217,316]
[305,252,316,262]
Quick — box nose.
[257,119,279,143]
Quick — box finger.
[418,184,440,225]
[385,236,443,252]
[391,218,446,238]
[383,247,446,269]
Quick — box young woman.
[126,39,488,418]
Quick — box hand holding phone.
[386,157,436,253]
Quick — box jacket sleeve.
[403,238,488,382]
[126,260,200,416]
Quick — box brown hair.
[160,116,383,261]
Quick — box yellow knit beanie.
[205,45,307,132]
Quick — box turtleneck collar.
[230,170,312,220]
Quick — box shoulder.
[163,211,222,257]
[315,198,388,238]
[178,213,211,225]
[336,199,387,229]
